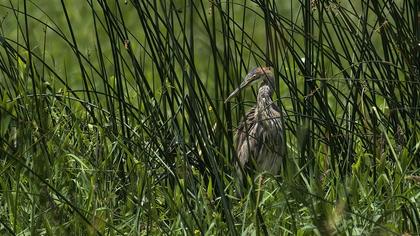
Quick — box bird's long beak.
[224,67,273,103]
[224,73,257,103]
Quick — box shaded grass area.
[0,0,419,235]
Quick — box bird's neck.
[257,85,274,112]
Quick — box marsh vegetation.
[0,0,419,235]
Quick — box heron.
[225,67,284,191]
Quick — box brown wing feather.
[234,104,284,183]
[234,107,260,182]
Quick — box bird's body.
[235,87,283,180]
[226,67,284,186]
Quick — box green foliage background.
[0,0,419,235]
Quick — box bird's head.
[225,67,274,103]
